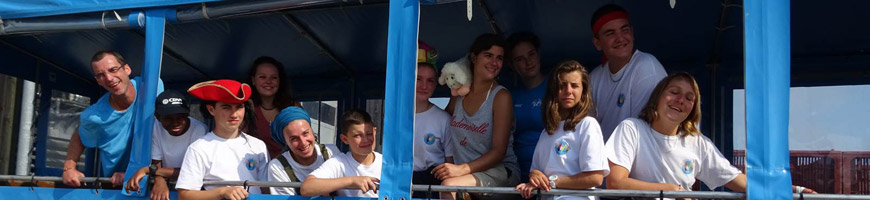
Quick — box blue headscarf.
[270,106,312,150]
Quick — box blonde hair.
[542,60,594,135]
[638,72,702,136]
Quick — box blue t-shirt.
[78,77,163,176]
[511,79,547,182]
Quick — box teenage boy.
[301,109,382,198]
[125,90,208,200]
[588,4,667,140]
[175,80,270,200]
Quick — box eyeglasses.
[94,66,123,80]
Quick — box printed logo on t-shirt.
[460,137,468,146]
[617,93,625,107]
[245,158,256,170]
[555,139,570,155]
[532,98,542,107]
[424,133,437,145]
[681,159,695,174]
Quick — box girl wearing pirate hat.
[176,80,270,200]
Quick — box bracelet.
[794,185,806,193]
[62,167,75,172]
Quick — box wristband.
[794,185,806,193]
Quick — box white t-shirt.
[309,151,383,197]
[414,105,452,171]
[589,50,666,141]
[151,117,208,169]
[267,144,340,195]
[605,118,740,194]
[175,132,270,194]
[531,117,610,200]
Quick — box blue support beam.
[744,0,792,199]
[123,8,169,197]
[379,0,419,199]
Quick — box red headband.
[592,11,629,36]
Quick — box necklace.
[260,104,276,110]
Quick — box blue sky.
[732,85,870,151]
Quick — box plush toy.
[438,56,472,96]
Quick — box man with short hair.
[267,106,340,195]
[125,90,208,200]
[301,109,382,198]
[588,4,667,140]
[63,51,164,187]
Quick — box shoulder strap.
[319,144,330,161]
[276,154,300,182]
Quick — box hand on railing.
[217,186,249,200]
[150,178,170,200]
[793,185,817,194]
[527,170,550,191]
[125,166,150,193]
[514,183,537,199]
[62,167,85,187]
[348,176,380,194]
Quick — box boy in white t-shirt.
[175,80,271,200]
[588,4,667,140]
[125,90,208,200]
[301,109,382,198]
[266,106,339,195]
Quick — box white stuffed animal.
[438,56,472,96]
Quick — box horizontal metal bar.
[0,0,344,35]
[0,175,112,184]
[2,175,869,200]
[409,185,746,199]
[202,180,301,188]
[1,11,139,35]
[174,0,338,22]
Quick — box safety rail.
[4,175,870,199]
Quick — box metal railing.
[3,175,870,200]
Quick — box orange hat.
[187,79,252,104]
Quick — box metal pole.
[0,0,341,35]
[744,0,792,199]
[0,175,112,184]
[14,80,35,176]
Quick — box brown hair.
[638,72,702,136]
[246,56,299,109]
[91,51,127,67]
[542,60,594,135]
[340,109,373,135]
